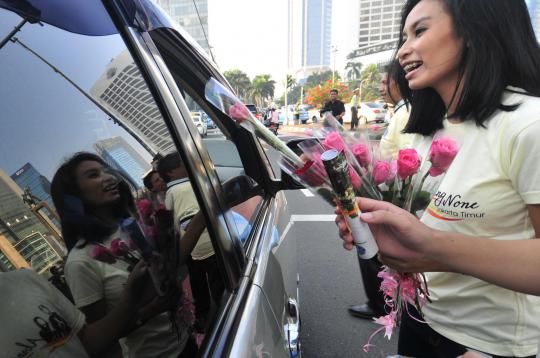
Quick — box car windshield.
[366,102,384,108]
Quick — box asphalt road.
[262,133,399,358]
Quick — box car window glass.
[0,8,226,355]
[146,27,265,251]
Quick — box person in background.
[337,0,540,356]
[378,61,415,159]
[321,89,346,125]
[52,152,195,357]
[142,170,167,204]
[349,88,360,130]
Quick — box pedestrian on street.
[349,88,360,130]
[320,89,346,125]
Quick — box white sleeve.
[507,120,540,204]
[64,259,105,308]
[27,269,86,334]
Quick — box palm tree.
[223,69,251,100]
[358,64,382,101]
[345,61,363,84]
[250,74,275,108]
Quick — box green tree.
[223,69,251,101]
[304,70,338,89]
[358,64,382,101]
[305,79,351,109]
[345,61,363,85]
[249,74,275,108]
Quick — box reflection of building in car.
[0,169,63,273]
[91,50,175,154]
[94,136,151,189]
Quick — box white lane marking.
[290,214,336,222]
[300,189,314,197]
[275,214,337,251]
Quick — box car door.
[107,2,301,355]
[0,1,299,357]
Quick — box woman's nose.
[397,41,411,63]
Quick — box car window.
[0,8,231,354]
[146,28,265,252]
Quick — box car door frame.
[103,0,300,356]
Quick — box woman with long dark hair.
[337,1,540,357]
[51,152,194,357]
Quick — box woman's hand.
[335,197,441,272]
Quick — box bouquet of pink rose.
[362,135,461,351]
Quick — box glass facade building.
[302,0,332,67]
[94,136,151,189]
[0,169,62,273]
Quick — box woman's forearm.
[428,230,540,295]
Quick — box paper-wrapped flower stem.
[205,78,304,167]
[321,149,378,259]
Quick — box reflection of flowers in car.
[91,241,139,270]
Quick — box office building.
[91,49,175,155]
[0,169,62,273]
[94,136,151,189]
[155,0,210,53]
[290,0,333,81]
[358,0,405,48]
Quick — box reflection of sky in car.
[0,9,151,180]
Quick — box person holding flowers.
[51,152,197,357]
[336,0,540,357]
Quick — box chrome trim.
[284,297,301,357]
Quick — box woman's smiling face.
[75,160,120,209]
[397,0,464,103]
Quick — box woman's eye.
[415,27,426,36]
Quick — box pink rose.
[296,160,326,187]
[351,143,372,167]
[110,238,129,256]
[91,245,117,264]
[428,137,459,177]
[397,148,421,180]
[228,103,250,124]
[372,160,391,184]
[349,166,362,190]
[137,199,153,224]
[322,132,346,152]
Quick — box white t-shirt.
[165,179,215,260]
[413,89,540,356]
[379,100,415,159]
[1,269,89,358]
[65,229,187,358]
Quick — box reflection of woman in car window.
[51,152,196,358]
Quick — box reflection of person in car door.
[157,152,224,332]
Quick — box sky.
[208,0,358,95]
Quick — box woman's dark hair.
[51,152,135,251]
[394,0,540,135]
